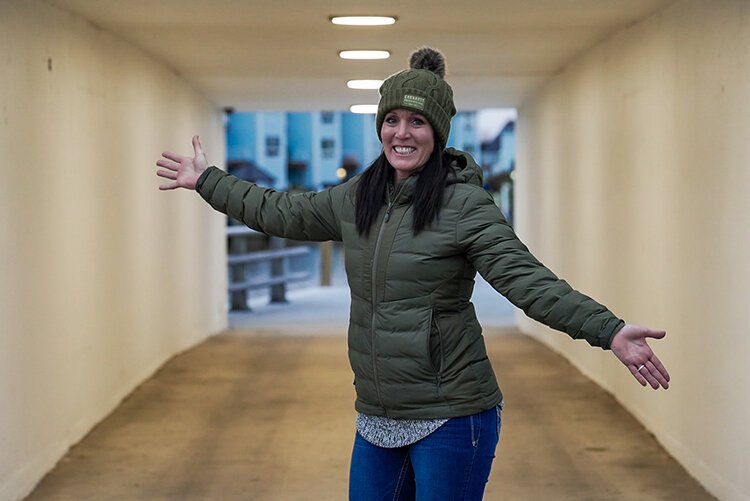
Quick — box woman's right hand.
[156,135,208,191]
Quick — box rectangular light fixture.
[347,80,383,90]
[330,16,396,26]
[350,105,379,114]
[339,50,390,60]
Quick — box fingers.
[629,359,669,390]
[158,180,179,190]
[631,363,659,388]
[156,158,180,171]
[156,169,178,180]
[649,353,670,384]
[640,362,661,389]
[640,330,669,389]
[157,138,201,191]
[644,329,667,340]
[192,135,203,157]
[161,151,186,163]
[628,364,648,387]
[613,324,670,390]
[644,360,669,389]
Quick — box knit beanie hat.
[376,47,457,148]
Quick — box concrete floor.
[26,284,713,500]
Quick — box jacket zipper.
[434,313,445,398]
[370,184,404,416]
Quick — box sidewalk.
[229,275,517,333]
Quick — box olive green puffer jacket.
[196,148,624,419]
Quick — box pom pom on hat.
[376,47,457,148]
[409,47,446,79]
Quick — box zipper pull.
[384,210,391,223]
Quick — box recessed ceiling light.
[350,104,379,114]
[347,80,383,90]
[339,50,390,60]
[330,16,397,26]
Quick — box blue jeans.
[349,406,501,501]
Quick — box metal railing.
[226,226,312,311]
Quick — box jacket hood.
[444,147,484,187]
[387,147,484,205]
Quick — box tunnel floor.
[27,322,712,500]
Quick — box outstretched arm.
[156,136,343,242]
[610,325,670,389]
[156,135,207,191]
[457,188,670,389]
[458,188,623,349]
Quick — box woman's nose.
[395,122,411,138]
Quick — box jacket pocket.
[373,297,435,381]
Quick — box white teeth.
[394,146,415,154]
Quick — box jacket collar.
[385,148,484,206]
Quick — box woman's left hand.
[610,324,670,389]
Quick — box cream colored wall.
[515,0,749,499]
[0,2,227,500]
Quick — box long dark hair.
[355,143,450,236]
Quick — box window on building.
[321,138,335,159]
[266,136,280,157]
[321,111,335,124]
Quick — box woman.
[156,47,670,501]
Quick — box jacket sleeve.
[196,166,343,242]
[456,188,624,349]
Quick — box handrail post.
[269,237,287,303]
[229,228,250,311]
[320,240,332,286]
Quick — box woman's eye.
[385,116,398,124]
[412,119,425,126]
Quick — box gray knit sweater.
[356,413,448,448]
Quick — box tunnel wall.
[515,1,749,499]
[0,2,228,499]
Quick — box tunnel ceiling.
[46,0,675,111]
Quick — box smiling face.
[381,108,436,183]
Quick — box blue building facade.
[226,112,287,189]
[225,110,508,193]
[480,120,516,222]
[446,112,481,161]
[341,113,382,174]
[286,112,342,189]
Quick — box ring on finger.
[637,364,647,372]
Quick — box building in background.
[287,112,342,189]
[341,113,382,181]
[481,120,515,176]
[481,120,516,223]
[225,112,288,189]
[225,110,513,202]
[447,112,481,160]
